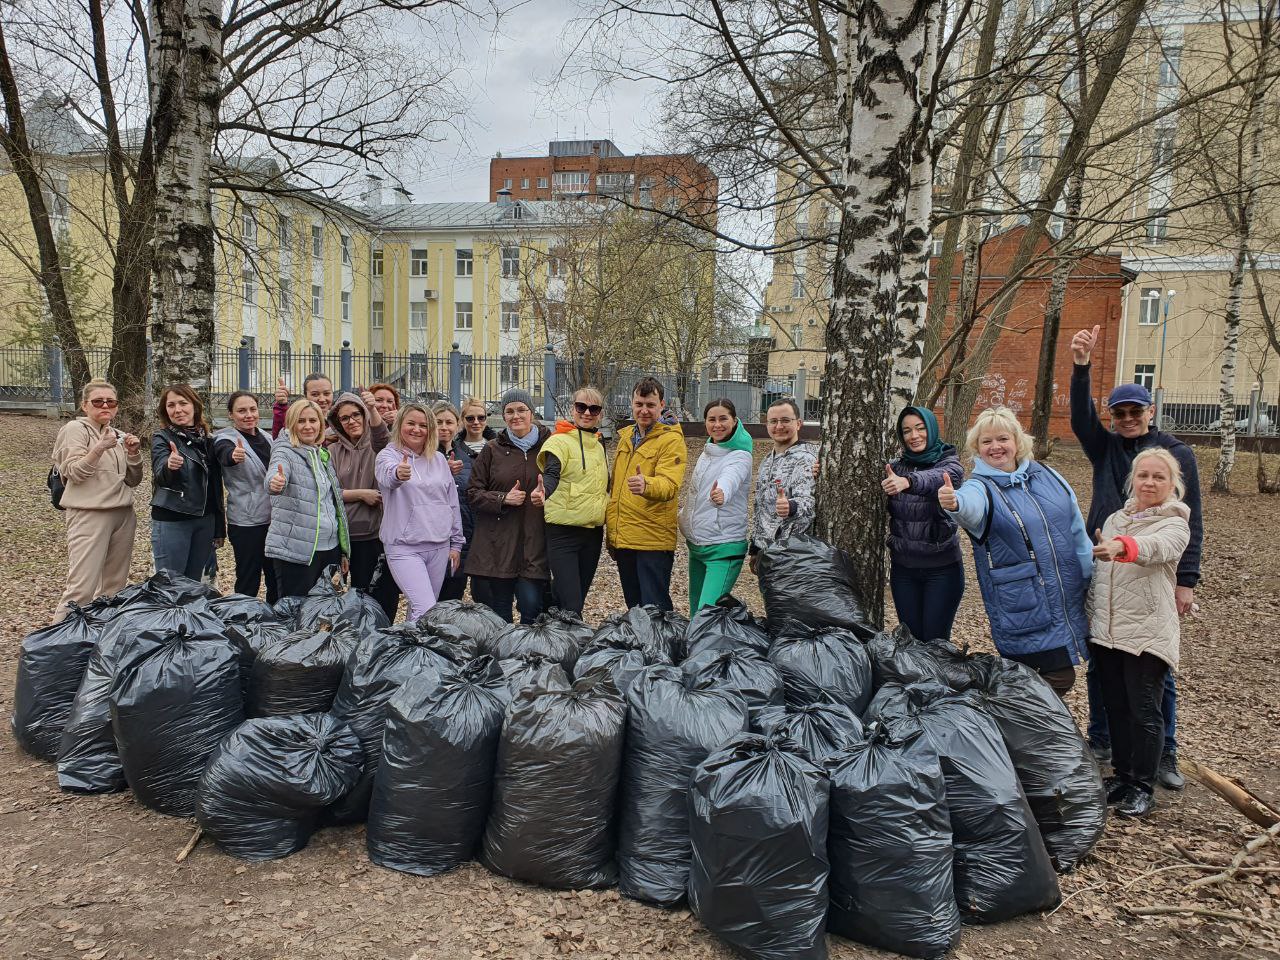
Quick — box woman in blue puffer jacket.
[883,405,966,641]
[939,406,1092,697]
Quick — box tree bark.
[148,0,224,400]
[817,0,936,626]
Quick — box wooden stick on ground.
[175,827,202,863]
[1129,904,1279,929]
[1188,820,1280,890]
[1179,759,1280,829]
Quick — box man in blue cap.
[1071,324,1203,790]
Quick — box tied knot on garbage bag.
[767,625,873,716]
[757,535,876,639]
[682,645,783,722]
[249,621,361,717]
[755,701,864,764]
[485,608,592,670]
[685,597,769,658]
[298,563,390,636]
[416,599,507,651]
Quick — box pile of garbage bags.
[11,533,1109,960]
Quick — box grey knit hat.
[500,387,535,413]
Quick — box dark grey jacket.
[214,425,271,527]
[264,436,350,565]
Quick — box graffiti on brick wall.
[977,373,1070,414]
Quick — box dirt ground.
[1,413,1277,960]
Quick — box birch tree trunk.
[816,0,936,626]
[148,0,223,398]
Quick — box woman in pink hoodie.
[374,403,464,620]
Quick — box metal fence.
[1154,386,1277,436]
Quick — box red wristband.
[1116,535,1140,562]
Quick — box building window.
[241,209,258,245]
[410,353,427,381]
[501,355,519,383]
[340,234,351,266]
[1058,130,1071,159]
[456,249,473,277]
[278,215,291,253]
[790,323,803,347]
[720,362,732,380]
[371,301,384,329]
[278,340,292,374]
[311,224,323,259]
[548,254,566,279]
[279,277,292,311]
[372,352,385,381]
[371,247,383,277]
[341,291,351,322]
[993,135,1007,166]
[1159,47,1181,88]
[521,177,530,189]
[242,271,257,305]
[552,171,590,192]
[930,236,944,257]
[501,246,520,278]
[1020,134,1042,172]
[1152,127,1175,169]
[791,273,804,300]
[409,302,427,330]
[1138,287,1163,325]
[1146,208,1168,243]
[460,354,473,382]
[503,178,512,189]
[537,176,548,189]
[411,248,429,277]
[455,301,474,330]
[311,284,322,318]
[500,302,520,332]
[1134,363,1156,391]
[312,343,322,368]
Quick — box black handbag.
[47,466,65,510]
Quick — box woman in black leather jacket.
[151,383,225,581]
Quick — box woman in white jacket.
[1089,448,1191,820]
[678,399,754,613]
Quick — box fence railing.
[1153,385,1277,436]
[3,342,811,425]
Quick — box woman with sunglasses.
[533,387,609,616]
[151,383,225,582]
[51,379,144,620]
[459,397,496,454]
[432,401,476,601]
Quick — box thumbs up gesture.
[882,463,910,496]
[709,479,724,506]
[396,453,412,482]
[447,448,462,476]
[1071,324,1100,365]
[627,465,646,495]
[530,473,546,506]
[232,437,246,464]
[269,463,287,494]
[505,479,526,506]
[938,472,958,511]
[774,480,790,518]
[166,440,184,472]
[275,376,289,405]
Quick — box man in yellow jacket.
[606,377,687,611]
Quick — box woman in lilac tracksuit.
[374,402,464,620]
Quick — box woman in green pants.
[678,398,754,612]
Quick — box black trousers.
[275,546,343,600]
[889,561,965,642]
[227,523,277,604]
[473,576,546,624]
[545,524,603,617]
[614,548,675,612]
[348,537,401,622]
[1090,642,1168,792]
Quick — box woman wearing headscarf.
[882,405,966,641]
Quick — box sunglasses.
[1110,406,1148,420]
[89,398,119,409]
[464,414,487,423]
[574,401,603,415]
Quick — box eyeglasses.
[89,398,118,409]
[337,412,364,424]
[574,401,603,415]
[1111,406,1148,420]
[464,414,487,423]
[767,418,796,427]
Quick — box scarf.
[507,425,539,453]
[897,405,948,467]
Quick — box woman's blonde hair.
[392,402,437,452]
[1126,448,1185,501]
[80,378,115,404]
[573,385,604,406]
[965,407,1034,463]
[284,398,325,446]
[460,396,486,418]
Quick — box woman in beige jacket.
[51,379,144,620]
[1089,448,1190,820]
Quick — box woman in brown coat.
[465,389,550,623]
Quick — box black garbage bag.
[367,657,510,875]
[249,624,361,716]
[689,732,830,960]
[825,723,961,959]
[326,627,456,823]
[866,626,975,691]
[108,626,244,817]
[618,665,749,907]
[646,606,690,663]
[573,642,649,695]
[755,702,864,763]
[498,654,571,697]
[590,607,676,665]
[418,599,508,650]
[12,604,103,760]
[683,647,784,720]
[758,535,875,639]
[866,681,1060,922]
[481,670,626,889]
[486,610,590,670]
[966,655,1106,873]
[272,595,307,624]
[210,593,282,627]
[134,570,221,605]
[768,626,873,715]
[57,600,225,793]
[685,598,769,659]
[196,713,363,861]
[298,565,391,636]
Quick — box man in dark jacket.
[1071,324,1203,789]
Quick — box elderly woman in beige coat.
[1089,448,1190,820]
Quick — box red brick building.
[489,140,718,221]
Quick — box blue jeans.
[1087,656,1178,755]
[151,514,216,583]
[615,549,675,612]
[889,561,965,642]
[474,576,545,624]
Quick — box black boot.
[1104,776,1132,805]
[1117,786,1156,819]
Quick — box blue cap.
[1107,383,1153,408]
